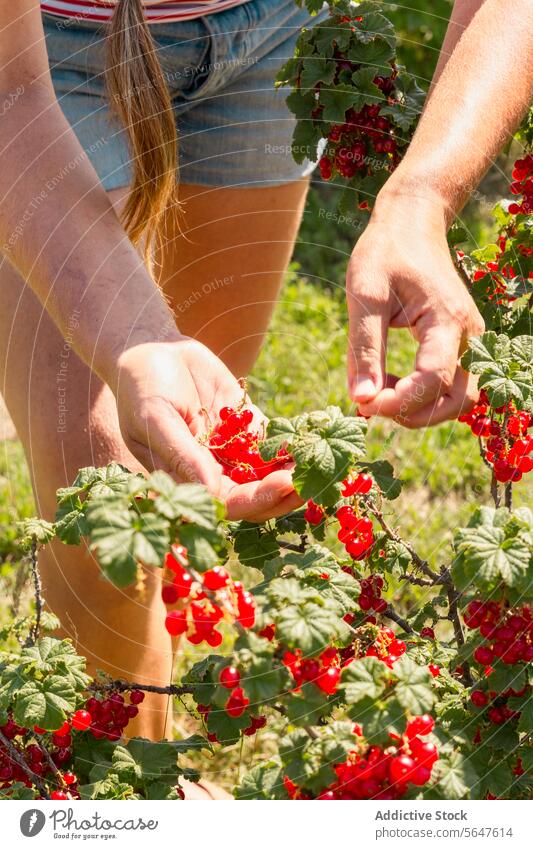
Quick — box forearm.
[378,0,533,225]
[430,0,489,89]
[0,88,180,389]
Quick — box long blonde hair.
[106,0,178,269]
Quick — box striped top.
[41,0,250,24]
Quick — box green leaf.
[358,459,402,500]
[319,83,363,123]
[356,697,406,746]
[275,603,342,655]
[206,707,249,745]
[461,332,533,407]
[17,518,56,548]
[242,660,291,704]
[518,693,533,733]
[393,655,436,714]
[348,38,395,68]
[260,416,300,461]
[300,56,336,89]
[86,501,170,587]
[22,637,90,691]
[178,524,223,572]
[341,656,389,704]
[235,760,287,800]
[434,751,479,800]
[148,473,221,528]
[112,738,180,785]
[54,508,89,546]
[454,524,531,593]
[285,681,331,726]
[264,406,366,506]
[13,676,76,730]
[233,521,280,570]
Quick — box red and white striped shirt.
[41,0,250,25]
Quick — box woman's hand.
[113,337,303,521]
[346,195,484,428]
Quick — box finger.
[347,280,389,403]
[223,470,303,522]
[358,322,461,420]
[130,400,224,493]
[393,369,479,428]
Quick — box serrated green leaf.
[86,502,170,587]
[13,676,76,729]
[235,760,287,800]
[148,473,220,528]
[275,603,341,655]
[433,751,478,800]
[233,521,280,570]
[394,655,436,714]
[341,656,388,704]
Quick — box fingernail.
[351,377,376,401]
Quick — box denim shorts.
[43,0,327,190]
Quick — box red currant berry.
[129,690,145,705]
[51,790,69,800]
[470,690,488,708]
[219,666,241,690]
[71,710,91,732]
[165,610,188,636]
[202,566,230,591]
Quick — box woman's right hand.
[112,337,303,522]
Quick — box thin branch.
[89,680,194,697]
[25,536,43,648]
[443,582,473,687]
[478,438,501,507]
[384,605,415,635]
[40,745,68,793]
[504,482,513,510]
[278,539,307,554]
[0,730,49,799]
[364,497,440,583]
[399,573,433,588]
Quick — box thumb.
[347,286,388,403]
[126,400,223,494]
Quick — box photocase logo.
[20,809,46,837]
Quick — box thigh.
[156,179,309,377]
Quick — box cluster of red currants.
[305,471,375,560]
[83,689,144,742]
[508,154,533,216]
[163,547,256,647]
[350,625,407,670]
[196,667,266,740]
[318,90,402,184]
[466,599,532,724]
[0,697,142,799]
[282,646,342,696]
[285,714,438,799]
[458,390,533,483]
[459,155,532,304]
[357,574,387,614]
[206,405,290,484]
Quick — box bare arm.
[0,1,175,382]
[347,0,533,426]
